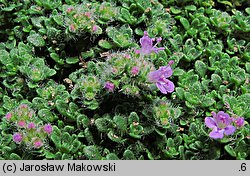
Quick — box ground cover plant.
[0,0,250,160]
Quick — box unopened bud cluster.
[63,2,118,35]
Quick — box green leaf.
[98,39,113,49]
[184,92,199,105]
[185,5,197,11]
[211,74,222,88]
[175,87,185,100]
[66,57,79,64]
[77,114,90,128]
[146,149,154,160]
[70,139,81,153]
[179,146,185,159]
[185,74,199,85]
[63,125,75,133]
[167,138,175,148]
[44,150,55,159]
[224,145,236,157]
[84,128,94,144]
[195,60,207,77]
[120,8,132,24]
[185,101,195,108]
[85,100,99,110]
[51,129,62,149]
[27,34,45,47]
[246,62,250,73]
[155,127,167,136]
[46,68,57,77]
[231,69,246,85]
[123,150,136,160]
[55,99,70,117]
[222,70,230,80]
[113,115,127,131]
[95,118,112,132]
[217,0,233,7]
[50,53,64,65]
[175,136,183,145]
[180,119,187,126]
[9,153,22,160]
[201,96,216,107]
[180,17,190,30]
[191,82,202,95]
[38,109,56,122]
[53,15,64,26]
[106,153,119,160]
[0,50,10,65]
[61,134,71,152]
[187,28,198,36]
[246,8,250,15]
[83,145,102,160]
[107,130,124,143]
[170,7,181,14]
[3,95,16,110]
[173,68,185,76]
[106,25,133,48]
[31,17,45,28]
[81,49,95,59]
[62,153,72,160]
[128,112,139,124]
[54,152,62,160]
[189,143,199,150]
[2,5,16,12]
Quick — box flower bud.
[131,66,139,76]
[66,7,74,13]
[92,25,97,32]
[27,122,36,129]
[33,139,43,148]
[43,124,53,135]
[13,133,23,143]
[69,24,76,32]
[5,112,12,121]
[17,120,26,128]
[85,12,91,18]
[235,117,244,127]
[104,81,115,92]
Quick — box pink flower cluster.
[5,104,53,149]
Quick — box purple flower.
[66,7,74,13]
[155,78,175,94]
[33,139,43,148]
[147,61,175,94]
[131,66,139,76]
[17,120,26,128]
[205,111,236,139]
[5,112,12,121]
[13,133,23,143]
[92,25,97,32]
[19,104,28,109]
[27,122,36,129]
[69,24,76,32]
[235,117,244,127]
[43,124,53,134]
[28,111,34,118]
[104,81,115,92]
[136,31,165,55]
[85,12,91,18]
